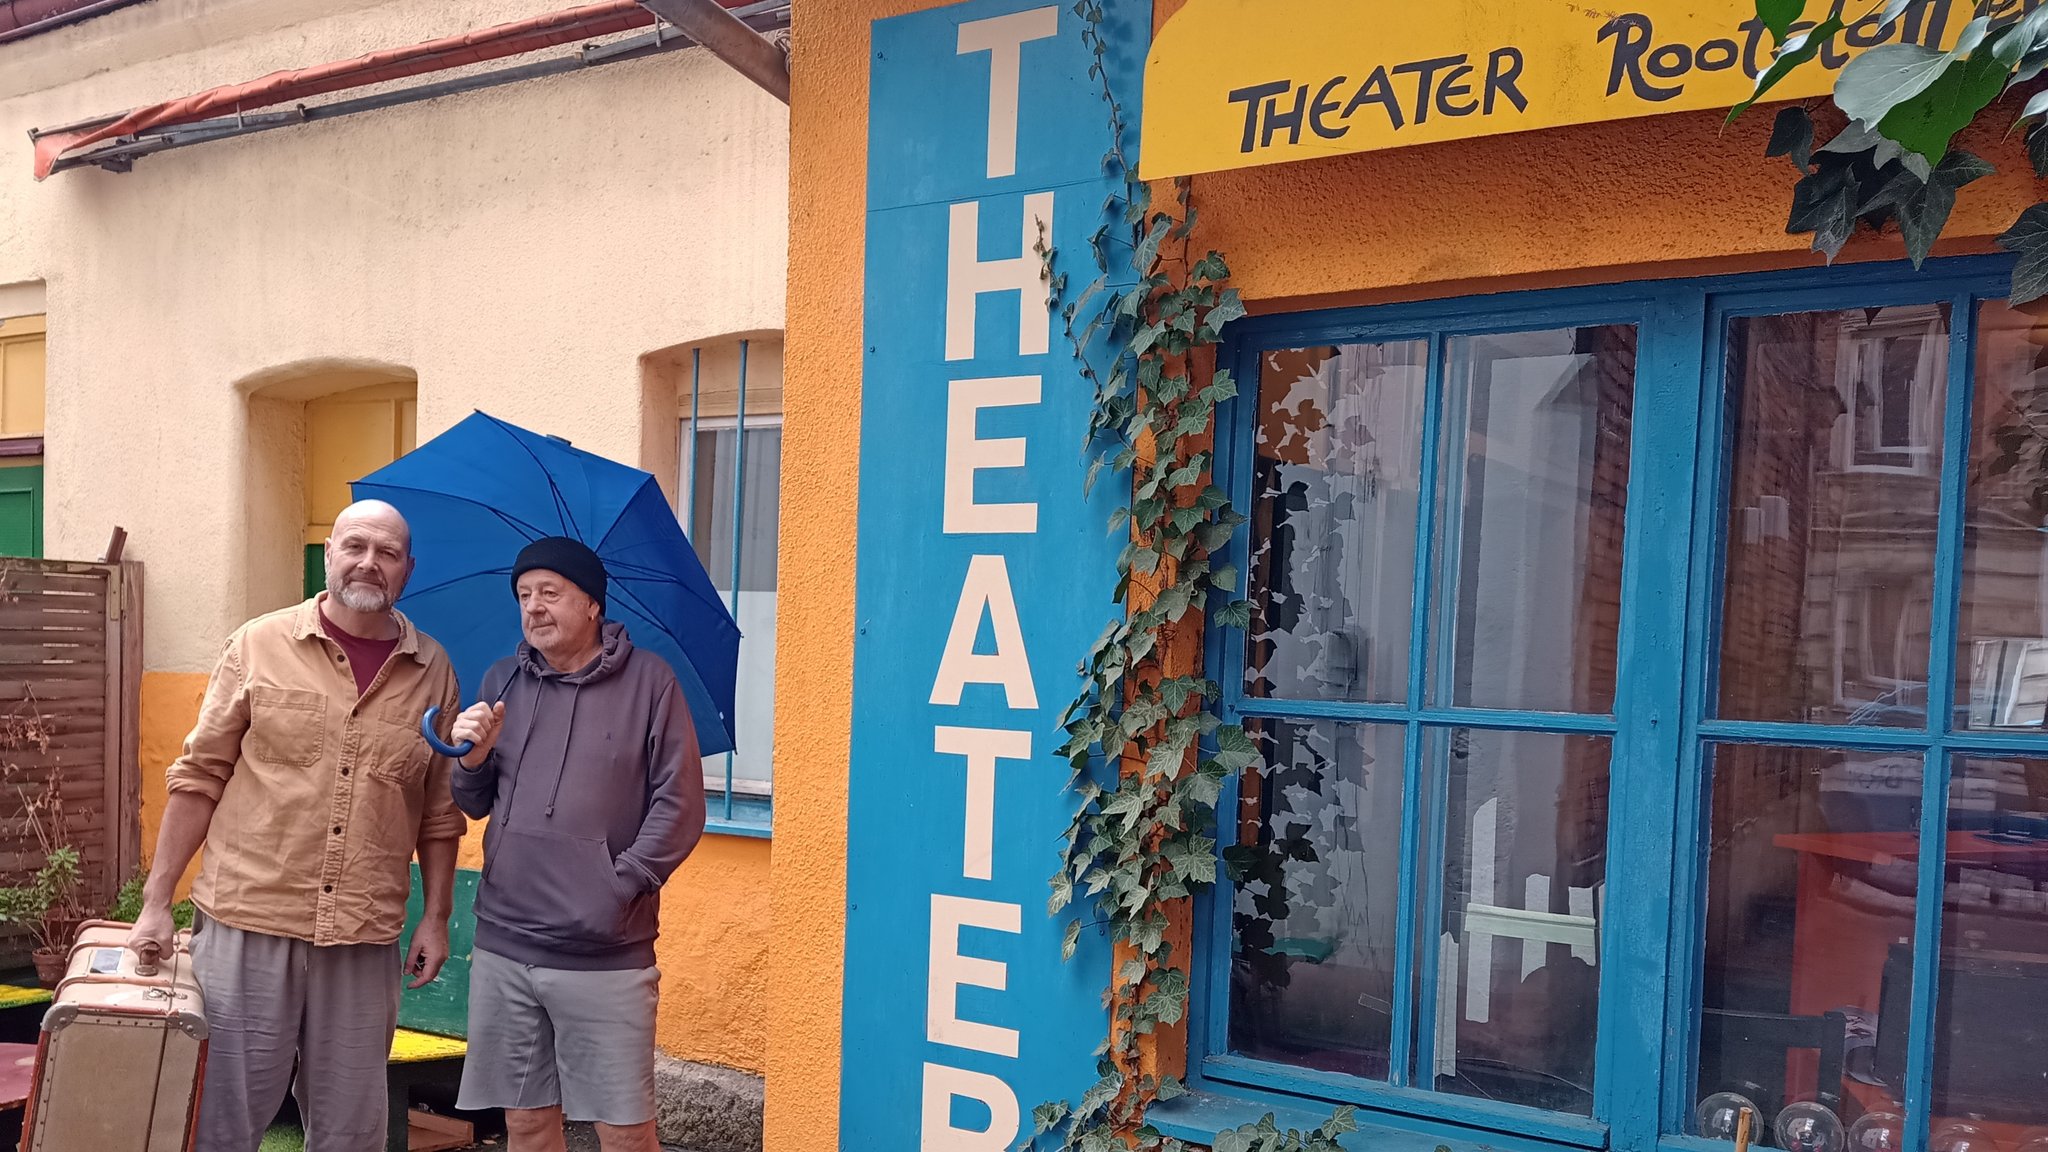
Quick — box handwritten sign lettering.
[1142,0,1994,179]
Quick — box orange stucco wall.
[769,3,2048,1149]
[139,674,772,1074]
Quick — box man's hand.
[126,900,176,967]
[404,917,450,989]
[451,701,506,769]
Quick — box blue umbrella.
[351,410,739,756]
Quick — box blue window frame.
[1191,256,2048,1152]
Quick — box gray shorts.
[456,948,660,1125]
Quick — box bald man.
[129,500,468,1152]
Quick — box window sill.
[704,792,772,838]
[1148,1085,1573,1152]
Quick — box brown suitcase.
[19,920,207,1152]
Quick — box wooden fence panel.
[0,559,141,959]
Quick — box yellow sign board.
[1140,0,1974,178]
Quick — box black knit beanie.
[511,536,608,613]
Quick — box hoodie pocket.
[483,827,630,947]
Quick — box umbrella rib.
[493,416,582,540]
[355,480,558,541]
[401,567,515,602]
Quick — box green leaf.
[1877,43,2010,163]
[1834,41,1959,127]
[1999,202,2048,304]
[1214,599,1253,629]
[1061,918,1082,961]
[1895,150,1994,267]
[1730,16,1846,122]
[1786,161,1859,260]
[2032,123,2048,178]
[1208,289,1247,329]
[1768,105,1815,169]
[2023,87,2048,132]
[1757,0,1806,44]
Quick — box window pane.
[1431,325,1635,714]
[1228,719,1406,1081]
[690,425,782,594]
[1693,744,1921,1146]
[1246,342,1427,703]
[685,423,781,791]
[1928,755,2048,1139]
[1960,302,2048,732]
[1432,727,1608,1114]
[1717,306,1950,727]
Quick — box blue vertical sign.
[845,0,1148,1148]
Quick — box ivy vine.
[1021,4,1355,1151]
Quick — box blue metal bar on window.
[723,338,750,823]
[1414,332,1475,1086]
[1391,332,1447,1088]
[686,347,702,524]
[1233,697,1618,734]
[1897,297,1975,1152]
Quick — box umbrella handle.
[420,706,476,759]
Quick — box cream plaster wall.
[0,0,790,674]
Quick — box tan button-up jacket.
[166,595,467,946]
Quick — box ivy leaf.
[1877,42,2011,164]
[2031,123,2048,178]
[1786,160,1859,260]
[1894,150,1994,267]
[1999,203,2048,304]
[1061,918,1082,961]
[1730,16,1846,122]
[1208,288,1248,329]
[1768,105,1816,169]
[1213,725,1260,774]
[1757,0,1806,45]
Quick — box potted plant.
[0,843,82,986]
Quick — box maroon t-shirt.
[320,609,400,697]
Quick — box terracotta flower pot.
[31,946,63,989]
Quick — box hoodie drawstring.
[542,682,584,818]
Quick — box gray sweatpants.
[188,913,402,1152]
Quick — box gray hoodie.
[451,620,706,971]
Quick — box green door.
[0,465,45,558]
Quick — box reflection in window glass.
[1717,307,1950,728]
[1961,302,2048,732]
[1929,755,2048,1140]
[1432,728,1608,1115]
[1246,342,1427,703]
[1694,744,1919,1145]
[1228,720,1406,1081]
[1432,326,1636,715]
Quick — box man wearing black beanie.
[444,535,706,1152]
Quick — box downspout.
[638,0,788,104]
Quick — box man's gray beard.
[331,578,392,614]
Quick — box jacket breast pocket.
[244,686,326,769]
[364,717,431,787]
